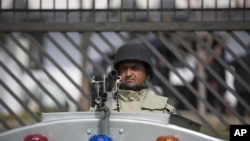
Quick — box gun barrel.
[105,69,118,91]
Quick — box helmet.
[113,42,153,78]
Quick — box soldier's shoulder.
[143,94,168,109]
[143,94,175,113]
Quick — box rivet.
[87,129,92,135]
[119,128,124,134]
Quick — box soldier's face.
[118,60,147,87]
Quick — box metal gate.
[1,0,250,140]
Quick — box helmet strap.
[120,83,147,91]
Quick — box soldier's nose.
[126,69,132,76]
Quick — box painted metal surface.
[0,112,226,141]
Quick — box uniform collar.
[118,89,146,101]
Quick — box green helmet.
[113,42,153,78]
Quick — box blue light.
[89,134,113,141]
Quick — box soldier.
[110,42,175,114]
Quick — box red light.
[156,135,179,141]
[24,134,48,141]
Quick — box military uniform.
[110,89,175,114]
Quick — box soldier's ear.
[146,69,151,79]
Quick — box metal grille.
[1,0,250,23]
[1,0,250,140]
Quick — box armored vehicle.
[0,112,227,141]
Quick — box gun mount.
[89,69,121,139]
[90,69,121,111]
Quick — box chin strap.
[120,83,147,91]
